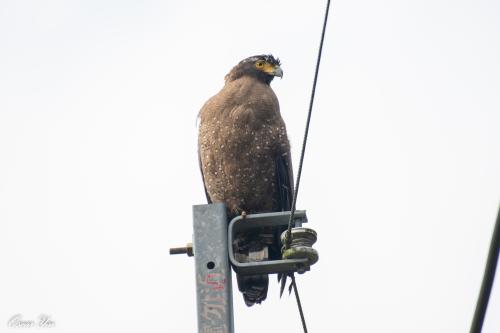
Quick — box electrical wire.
[283,1,332,332]
[470,204,500,333]
[291,274,308,333]
[285,0,331,246]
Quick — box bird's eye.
[256,61,264,68]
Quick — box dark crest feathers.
[239,54,281,66]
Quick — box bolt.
[169,243,193,257]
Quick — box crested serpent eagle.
[198,55,293,306]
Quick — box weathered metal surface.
[193,204,234,333]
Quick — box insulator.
[280,227,319,267]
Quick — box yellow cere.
[257,62,277,74]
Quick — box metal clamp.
[228,210,313,275]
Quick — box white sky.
[1,0,499,332]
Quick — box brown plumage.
[198,55,294,306]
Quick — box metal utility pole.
[192,203,234,333]
[170,204,318,333]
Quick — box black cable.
[291,274,308,333]
[282,1,332,333]
[285,0,331,246]
[470,204,500,333]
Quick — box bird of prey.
[198,55,294,306]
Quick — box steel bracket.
[228,210,311,275]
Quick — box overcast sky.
[1,1,499,332]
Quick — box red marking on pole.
[205,273,226,291]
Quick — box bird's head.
[225,54,283,84]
